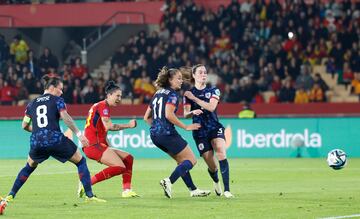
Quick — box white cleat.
[224,191,234,198]
[160,178,172,198]
[190,189,211,197]
[214,182,223,196]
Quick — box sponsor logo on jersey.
[214,89,221,96]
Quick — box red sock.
[122,155,133,190]
[91,166,126,185]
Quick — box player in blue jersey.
[144,67,210,198]
[0,75,105,214]
[183,64,234,198]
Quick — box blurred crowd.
[1,0,360,106]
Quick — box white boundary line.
[318,214,360,219]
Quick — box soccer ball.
[327,149,347,170]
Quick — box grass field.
[0,158,359,219]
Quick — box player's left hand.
[128,119,137,128]
[192,109,203,115]
[184,91,196,100]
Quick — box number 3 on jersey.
[36,105,48,128]
[152,97,163,119]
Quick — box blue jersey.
[184,86,224,138]
[25,94,66,147]
[150,88,179,136]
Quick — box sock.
[122,155,134,190]
[169,160,193,184]
[181,172,197,191]
[219,159,230,192]
[76,157,94,197]
[91,166,126,185]
[207,168,219,183]
[9,163,36,198]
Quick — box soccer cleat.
[159,178,172,198]
[214,182,223,196]
[122,190,140,198]
[224,191,234,198]
[77,181,85,198]
[190,189,211,197]
[0,196,12,215]
[0,200,6,215]
[84,196,107,203]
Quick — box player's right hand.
[185,123,201,131]
[79,135,89,147]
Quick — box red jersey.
[84,100,110,145]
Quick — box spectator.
[71,57,88,82]
[39,47,59,74]
[279,80,296,103]
[309,83,325,102]
[0,80,15,105]
[0,34,9,71]
[10,35,29,65]
[294,86,309,104]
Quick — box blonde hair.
[154,66,180,89]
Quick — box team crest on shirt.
[205,92,211,99]
[198,143,204,151]
[103,109,109,115]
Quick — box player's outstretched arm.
[143,107,153,125]
[60,110,89,147]
[165,104,201,131]
[101,117,137,131]
[184,91,218,112]
[22,115,32,132]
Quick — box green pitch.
[0,158,359,219]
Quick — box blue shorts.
[29,137,78,163]
[151,133,188,155]
[194,127,225,156]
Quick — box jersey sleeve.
[56,97,67,112]
[24,102,32,118]
[98,102,110,118]
[183,92,191,106]
[211,87,221,101]
[166,92,178,106]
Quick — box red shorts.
[83,143,109,162]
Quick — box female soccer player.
[183,64,234,198]
[0,75,105,214]
[80,81,138,198]
[143,67,210,198]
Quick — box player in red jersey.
[79,81,139,198]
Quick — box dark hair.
[41,74,62,90]
[105,80,121,94]
[181,64,205,85]
[154,66,180,89]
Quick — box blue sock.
[169,160,193,184]
[9,163,36,198]
[207,168,219,183]
[76,157,93,197]
[181,172,197,191]
[219,159,230,192]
